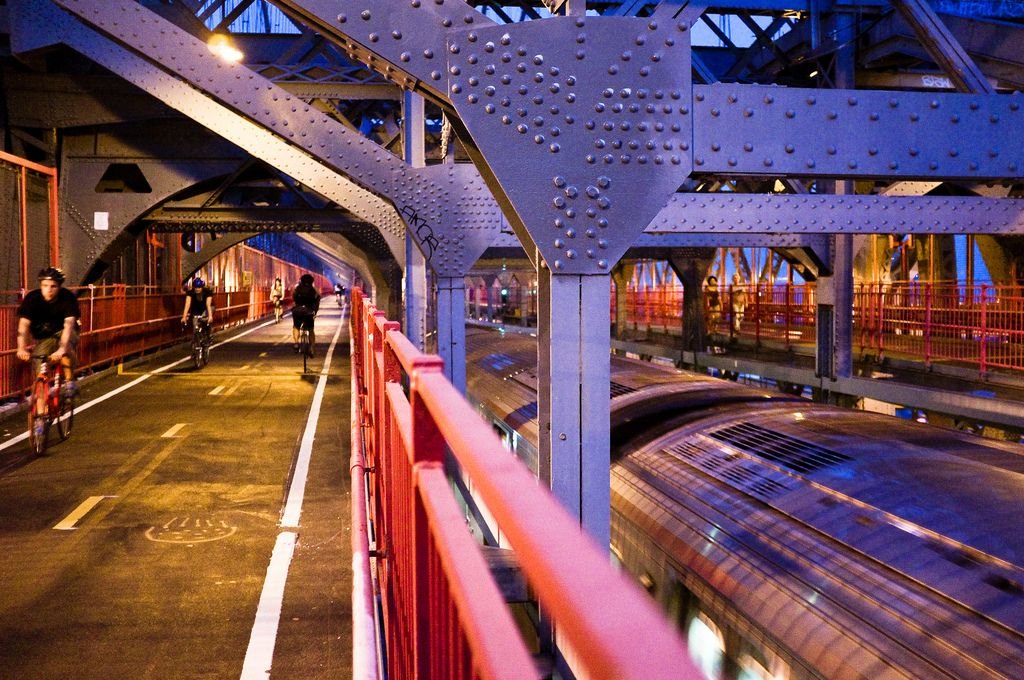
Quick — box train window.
[639,572,656,594]
[492,423,511,449]
[686,611,725,680]
[737,651,790,680]
[609,545,623,570]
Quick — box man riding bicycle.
[15,266,81,396]
[292,273,321,356]
[181,277,215,337]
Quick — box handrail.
[616,281,1024,377]
[352,288,700,680]
[1,287,278,400]
[350,359,380,680]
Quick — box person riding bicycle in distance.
[270,277,284,308]
[181,277,214,336]
[292,273,321,355]
[16,266,81,396]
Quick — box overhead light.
[809,70,819,78]
[208,34,244,63]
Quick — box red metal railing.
[856,282,1024,373]
[1,285,279,400]
[618,282,1024,376]
[351,288,699,680]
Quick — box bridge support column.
[404,235,428,350]
[436,276,467,394]
[537,266,611,546]
[816,234,854,380]
[403,91,428,350]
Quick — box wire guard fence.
[350,289,699,680]
[1,285,278,400]
[618,282,1024,377]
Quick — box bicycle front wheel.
[27,380,49,455]
[192,335,204,369]
[56,374,75,441]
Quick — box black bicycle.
[188,315,211,369]
[27,360,74,455]
[298,325,313,372]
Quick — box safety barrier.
[351,289,699,680]
[856,282,1024,373]
[1,285,280,401]
[617,282,1024,376]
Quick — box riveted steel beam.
[274,0,496,105]
[650,193,1024,234]
[277,3,697,274]
[692,85,1024,178]
[633,231,830,248]
[59,151,243,281]
[182,232,255,279]
[36,0,503,276]
[271,1,1024,277]
[144,207,367,229]
[889,0,993,94]
[445,16,694,275]
[300,232,388,304]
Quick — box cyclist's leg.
[291,311,303,349]
[29,339,56,415]
[61,326,80,395]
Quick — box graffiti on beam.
[400,205,440,262]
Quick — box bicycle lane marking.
[0,320,275,453]
[240,314,345,680]
[53,495,118,530]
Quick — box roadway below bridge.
[0,306,353,678]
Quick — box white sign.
[93,211,109,231]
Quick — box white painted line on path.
[240,313,345,678]
[279,316,343,529]
[54,495,117,530]
[209,385,225,396]
[161,423,187,438]
[0,320,270,453]
[239,531,297,680]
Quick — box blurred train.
[464,325,1024,680]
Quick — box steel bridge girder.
[651,193,1024,235]
[37,0,506,276]
[692,84,1024,179]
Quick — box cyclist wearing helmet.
[292,273,321,354]
[181,276,215,330]
[16,266,81,395]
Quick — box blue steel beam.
[271,1,1024,278]
[34,0,503,277]
[651,193,1024,234]
[26,1,1024,280]
[692,85,1022,177]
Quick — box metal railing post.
[924,283,932,367]
[980,283,988,375]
